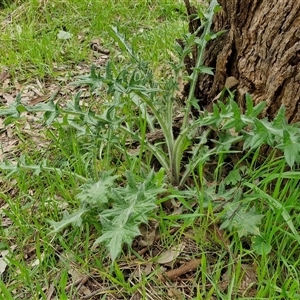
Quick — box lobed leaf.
[48,208,89,233]
[76,174,119,207]
[220,203,264,237]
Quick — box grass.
[0,0,186,80]
[1,0,300,299]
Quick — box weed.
[1,0,300,262]
[1,0,300,299]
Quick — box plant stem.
[132,90,174,169]
[118,126,169,170]
[181,0,219,130]
[172,118,204,184]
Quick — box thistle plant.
[2,0,300,262]
[70,0,222,187]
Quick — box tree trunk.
[191,1,300,122]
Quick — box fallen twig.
[162,258,201,282]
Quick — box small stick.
[162,258,201,282]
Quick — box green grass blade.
[246,183,300,245]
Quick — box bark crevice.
[184,0,300,122]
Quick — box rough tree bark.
[188,1,300,123]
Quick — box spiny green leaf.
[70,65,104,91]
[220,203,264,237]
[245,93,267,117]
[204,30,227,41]
[109,27,137,61]
[279,130,300,167]
[95,171,164,261]
[243,119,273,149]
[212,132,242,151]
[94,216,141,262]
[252,100,266,117]
[194,66,214,75]
[0,94,24,118]
[103,190,157,224]
[48,207,89,233]
[272,105,287,128]
[224,169,241,185]
[76,174,118,207]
